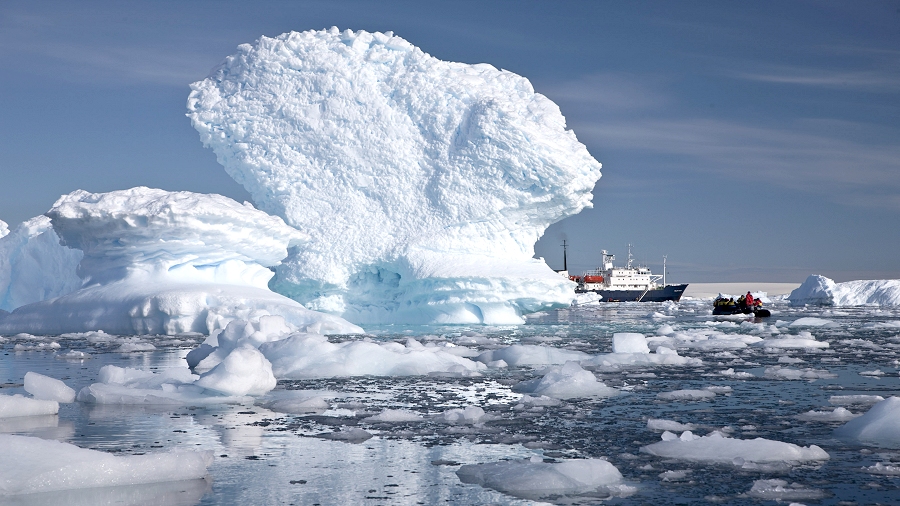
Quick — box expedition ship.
[559,244,688,302]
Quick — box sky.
[1,0,898,283]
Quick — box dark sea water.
[1,298,898,505]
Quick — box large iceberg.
[187,28,601,324]
[0,216,82,312]
[788,274,900,306]
[0,188,361,335]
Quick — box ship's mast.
[561,240,568,272]
[626,244,634,269]
[662,255,667,286]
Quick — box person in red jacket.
[745,291,755,308]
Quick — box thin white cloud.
[573,117,900,210]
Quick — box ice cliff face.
[0,188,361,335]
[187,28,601,324]
[0,216,82,312]
[789,274,900,306]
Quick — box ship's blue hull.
[577,283,688,302]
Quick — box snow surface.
[76,364,256,405]
[834,396,900,448]
[0,434,212,495]
[0,216,82,312]
[641,430,829,464]
[789,274,900,306]
[456,457,631,500]
[188,28,601,325]
[0,188,362,336]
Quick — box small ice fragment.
[23,372,75,403]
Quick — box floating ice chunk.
[647,419,697,432]
[859,369,886,376]
[795,407,860,422]
[456,458,632,500]
[194,344,277,396]
[789,317,838,327]
[863,462,900,475]
[763,366,837,380]
[76,365,250,405]
[57,350,92,360]
[318,428,373,443]
[834,397,900,448]
[584,347,701,369]
[640,430,829,463]
[0,434,212,495]
[658,469,691,481]
[188,29,602,324]
[260,396,329,415]
[789,274,900,306]
[363,409,424,423]
[0,394,58,418]
[719,368,754,379]
[114,342,157,353]
[612,333,650,353]
[259,333,484,379]
[433,406,488,424]
[0,216,82,312]
[829,395,885,406]
[513,361,617,399]
[745,479,828,501]
[656,389,716,401]
[476,344,589,367]
[23,372,75,403]
[759,332,829,349]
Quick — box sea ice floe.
[456,457,633,500]
[476,344,589,367]
[76,365,252,405]
[0,434,212,495]
[0,394,58,418]
[829,395,885,406]
[259,334,485,379]
[23,372,75,403]
[513,361,617,399]
[834,396,900,448]
[363,409,424,423]
[433,406,491,424]
[612,333,650,353]
[188,28,602,325]
[745,479,828,501]
[656,389,717,401]
[583,347,701,369]
[646,419,697,432]
[863,462,900,475]
[763,366,837,380]
[758,331,829,349]
[794,407,860,422]
[640,430,829,464]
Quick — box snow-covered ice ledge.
[0,188,361,336]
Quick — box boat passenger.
[745,292,754,307]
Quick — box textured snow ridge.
[0,188,361,336]
[789,274,900,306]
[0,434,212,495]
[0,215,82,312]
[188,28,602,324]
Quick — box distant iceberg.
[788,274,900,306]
[188,28,601,324]
[0,188,361,336]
